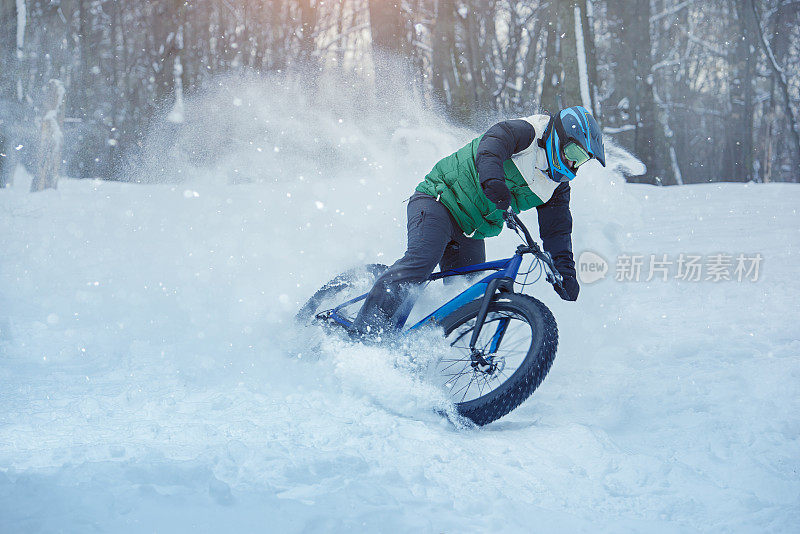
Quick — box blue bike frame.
[329,253,525,334]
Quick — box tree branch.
[749,0,800,161]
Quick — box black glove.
[481,178,511,211]
[553,275,579,301]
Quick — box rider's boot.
[347,323,394,346]
[314,310,388,345]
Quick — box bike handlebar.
[502,209,564,287]
[502,209,537,250]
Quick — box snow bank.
[1,76,798,532]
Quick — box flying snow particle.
[315,201,324,210]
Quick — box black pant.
[352,192,486,334]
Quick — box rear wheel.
[296,264,388,326]
[436,293,558,426]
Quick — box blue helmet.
[542,105,605,182]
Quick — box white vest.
[511,114,560,203]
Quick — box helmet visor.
[563,142,592,169]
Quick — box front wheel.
[436,293,558,426]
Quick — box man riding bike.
[351,105,606,338]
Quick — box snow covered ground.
[1,82,798,532]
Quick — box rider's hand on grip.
[482,178,511,211]
[553,275,579,301]
[503,207,516,230]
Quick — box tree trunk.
[760,0,800,181]
[607,0,667,184]
[539,0,581,115]
[30,79,64,192]
[0,0,17,101]
[297,0,318,67]
[368,0,411,100]
[0,0,18,186]
[431,0,457,113]
[152,1,183,110]
[573,1,592,111]
[722,0,756,182]
[167,3,186,125]
[581,0,600,117]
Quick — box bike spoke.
[441,368,472,380]
[439,359,471,372]
[442,361,470,376]
[484,374,494,391]
[496,335,528,352]
[494,348,529,356]
[451,374,475,399]
[440,308,535,404]
[461,374,478,403]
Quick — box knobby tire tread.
[442,293,558,426]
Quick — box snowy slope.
[1,81,798,532]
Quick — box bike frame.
[330,254,523,332]
[327,212,560,353]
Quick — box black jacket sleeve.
[475,120,536,186]
[537,182,577,282]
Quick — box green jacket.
[415,133,552,239]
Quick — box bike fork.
[468,277,513,352]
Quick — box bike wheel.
[296,264,388,326]
[436,293,558,426]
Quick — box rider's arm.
[475,120,536,209]
[537,182,579,300]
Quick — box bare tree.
[0,0,18,186]
[605,0,667,184]
[2,0,797,184]
[721,0,757,182]
[30,79,64,192]
[750,0,800,181]
[368,0,412,99]
[539,0,582,114]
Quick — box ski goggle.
[563,142,592,168]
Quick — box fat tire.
[296,264,388,324]
[440,293,558,426]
